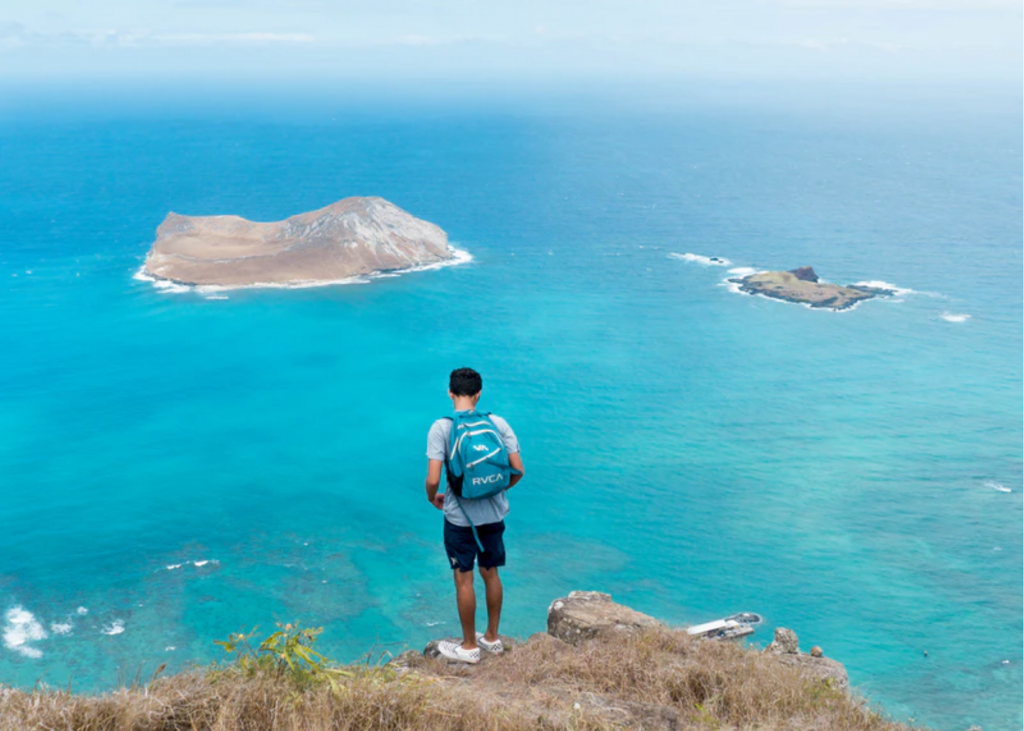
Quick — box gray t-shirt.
[427,413,519,527]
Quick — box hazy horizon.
[2,0,1021,87]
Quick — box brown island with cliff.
[731,266,895,311]
[142,197,456,288]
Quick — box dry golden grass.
[0,627,920,731]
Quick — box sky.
[0,0,1021,87]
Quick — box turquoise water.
[1,86,1021,730]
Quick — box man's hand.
[432,492,446,510]
[508,452,525,489]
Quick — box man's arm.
[425,459,445,509]
[508,452,525,489]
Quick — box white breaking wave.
[940,312,971,323]
[727,267,758,277]
[76,606,88,615]
[397,246,474,275]
[668,252,732,267]
[853,280,915,297]
[721,278,745,296]
[50,622,73,636]
[165,559,218,570]
[101,619,126,636]
[3,607,47,658]
[154,280,190,294]
[984,481,1011,493]
[135,267,190,294]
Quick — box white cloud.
[386,34,438,46]
[0,22,35,50]
[156,32,315,44]
[769,0,1019,8]
[794,38,906,53]
[0,26,315,50]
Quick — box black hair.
[449,367,482,397]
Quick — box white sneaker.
[437,640,480,664]
[476,633,504,655]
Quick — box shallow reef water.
[0,87,1020,730]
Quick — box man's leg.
[478,566,503,642]
[453,569,478,650]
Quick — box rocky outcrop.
[729,267,894,310]
[764,627,849,691]
[142,197,454,287]
[366,592,916,731]
[765,627,800,654]
[546,591,660,645]
[790,266,819,282]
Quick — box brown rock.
[777,653,850,692]
[765,627,800,654]
[765,629,849,691]
[789,266,819,282]
[547,591,660,645]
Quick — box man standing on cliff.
[425,367,525,664]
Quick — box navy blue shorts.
[444,519,505,573]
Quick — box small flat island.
[142,197,456,287]
[730,266,894,310]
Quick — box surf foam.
[101,619,126,636]
[940,312,971,323]
[668,252,732,267]
[984,481,1011,493]
[3,606,47,658]
[853,280,915,297]
[727,267,759,277]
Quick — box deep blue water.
[0,85,1021,730]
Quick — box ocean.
[0,83,1020,730]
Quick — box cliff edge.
[0,592,922,731]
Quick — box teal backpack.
[443,410,519,551]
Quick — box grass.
[0,626,920,731]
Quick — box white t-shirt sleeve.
[490,415,520,454]
[426,419,449,461]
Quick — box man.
[425,367,525,664]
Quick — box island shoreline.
[134,246,474,294]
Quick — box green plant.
[214,623,352,690]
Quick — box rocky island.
[729,266,894,310]
[142,197,457,288]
